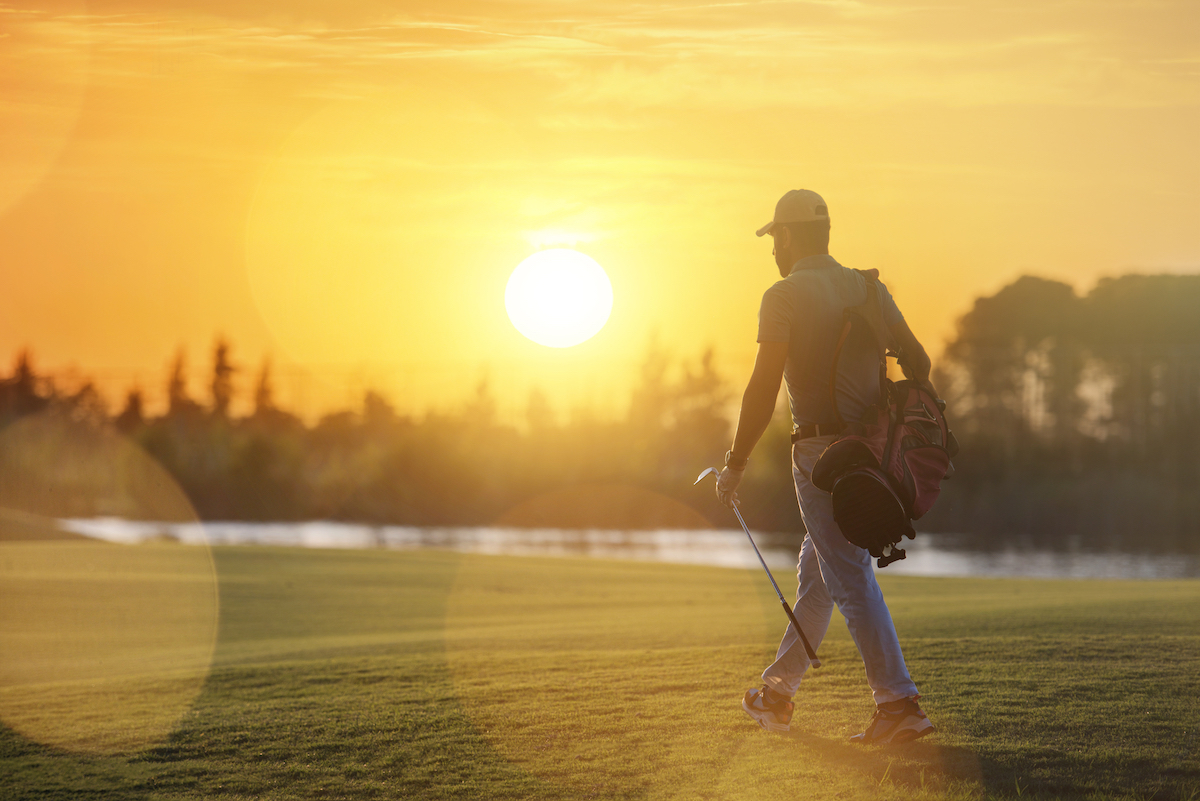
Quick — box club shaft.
[731,505,822,668]
[732,505,785,600]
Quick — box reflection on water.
[61,519,1200,580]
[884,536,1199,579]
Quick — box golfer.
[716,189,934,744]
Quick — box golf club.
[695,467,821,668]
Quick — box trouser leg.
[768,436,919,705]
[761,531,835,697]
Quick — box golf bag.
[810,271,959,568]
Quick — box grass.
[2,545,1199,800]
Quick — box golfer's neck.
[792,246,828,261]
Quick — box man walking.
[715,189,934,744]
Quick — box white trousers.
[760,435,919,705]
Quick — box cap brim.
[755,221,776,237]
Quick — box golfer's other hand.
[716,466,744,508]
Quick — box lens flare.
[0,414,217,754]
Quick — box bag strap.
[828,319,853,429]
[828,269,891,428]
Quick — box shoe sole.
[742,697,790,733]
[888,723,934,744]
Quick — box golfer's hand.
[716,466,744,508]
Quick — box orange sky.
[2,0,1197,420]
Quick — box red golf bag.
[810,271,959,568]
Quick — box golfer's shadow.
[784,730,983,791]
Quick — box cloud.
[2,0,1195,115]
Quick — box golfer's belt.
[791,422,845,442]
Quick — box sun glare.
[505,249,613,348]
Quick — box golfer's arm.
[729,340,788,462]
[890,320,932,387]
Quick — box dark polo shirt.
[757,254,904,428]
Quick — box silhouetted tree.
[211,337,235,418]
[64,382,108,426]
[115,389,145,433]
[0,350,50,424]
[363,390,399,431]
[254,357,274,415]
[943,276,1082,457]
[166,348,202,419]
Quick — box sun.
[505,249,613,348]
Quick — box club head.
[693,467,719,485]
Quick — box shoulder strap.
[828,269,891,427]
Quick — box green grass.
[2,546,1199,800]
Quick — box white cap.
[756,189,830,237]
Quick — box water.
[59,518,1200,580]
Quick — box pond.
[59,519,1200,580]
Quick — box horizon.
[4,267,1194,424]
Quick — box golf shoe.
[849,696,933,745]
[742,686,793,733]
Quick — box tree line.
[927,273,1200,552]
[0,340,773,532]
[2,272,1198,552]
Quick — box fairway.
[3,546,1199,800]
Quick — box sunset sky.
[2,0,1197,419]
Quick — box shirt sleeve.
[757,282,792,343]
[877,281,906,328]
